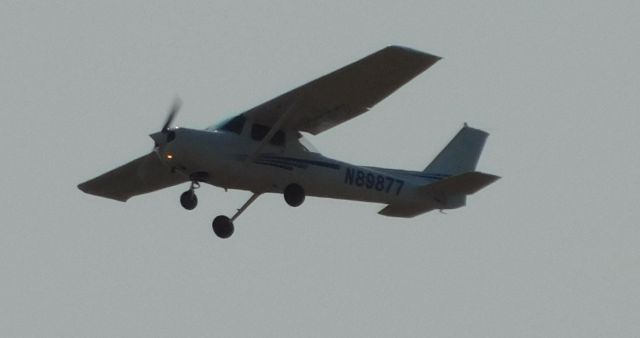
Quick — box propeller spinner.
[151,98,181,147]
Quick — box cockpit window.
[251,123,269,140]
[220,115,246,134]
[270,130,286,146]
[251,123,286,147]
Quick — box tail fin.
[378,126,496,218]
[424,125,489,176]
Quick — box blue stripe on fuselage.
[253,161,294,171]
[260,155,341,170]
[234,154,341,171]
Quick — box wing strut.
[244,102,297,164]
[231,192,261,222]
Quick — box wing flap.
[243,46,441,134]
[78,153,188,202]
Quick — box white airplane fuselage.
[158,127,434,206]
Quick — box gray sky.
[1,1,639,337]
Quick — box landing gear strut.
[180,181,200,210]
[211,193,261,239]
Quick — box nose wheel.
[180,181,200,210]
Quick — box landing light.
[166,154,173,160]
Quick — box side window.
[251,124,270,140]
[270,130,285,146]
[220,115,246,134]
[251,123,286,147]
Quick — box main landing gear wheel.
[210,193,259,239]
[212,215,234,239]
[284,183,305,207]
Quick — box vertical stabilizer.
[424,125,489,175]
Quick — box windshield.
[208,116,320,152]
[208,115,246,134]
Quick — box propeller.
[151,98,181,147]
[162,98,182,133]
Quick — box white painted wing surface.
[242,45,441,134]
[78,152,188,202]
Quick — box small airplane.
[78,46,499,239]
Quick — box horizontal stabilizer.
[422,171,500,196]
[378,171,499,218]
[78,152,188,202]
[378,202,438,218]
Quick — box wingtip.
[386,45,442,61]
[77,182,89,193]
[77,180,129,202]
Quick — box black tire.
[212,215,234,239]
[180,190,198,210]
[284,183,305,207]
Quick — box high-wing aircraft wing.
[78,152,188,202]
[241,46,441,134]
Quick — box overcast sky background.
[1,1,639,337]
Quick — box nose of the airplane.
[149,130,178,164]
[149,131,166,147]
[150,129,177,146]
